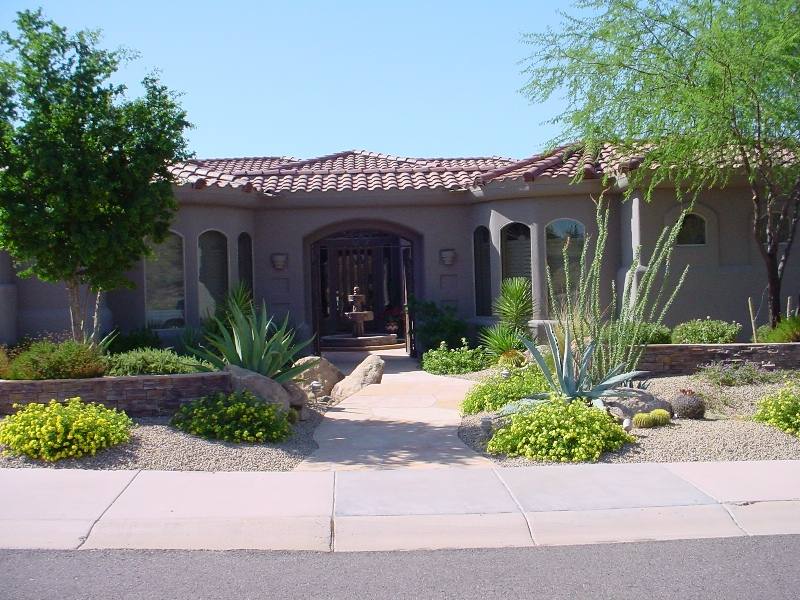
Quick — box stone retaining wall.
[639,343,800,376]
[0,372,232,416]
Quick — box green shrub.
[462,365,550,414]
[6,340,106,380]
[0,346,9,378]
[0,398,133,461]
[106,348,211,376]
[754,384,800,437]
[421,339,491,374]
[171,390,292,443]
[601,322,672,345]
[696,361,783,386]
[756,315,800,343]
[671,318,741,344]
[479,322,525,361]
[487,398,634,462]
[407,297,468,351]
[107,328,162,354]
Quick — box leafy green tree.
[0,10,190,341]
[523,0,800,325]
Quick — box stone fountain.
[344,286,374,337]
[319,286,401,350]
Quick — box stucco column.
[0,251,18,343]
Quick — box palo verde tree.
[522,0,800,325]
[0,10,190,342]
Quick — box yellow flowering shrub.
[754,384,800,437]
[487,398,635,462]
[0,398,133,461]
[170,390,292,443]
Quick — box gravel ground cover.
[447,366,501,382]
[459,373,800,466]
[0,407,323,471]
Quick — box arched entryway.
[310,228,416,353]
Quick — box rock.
[293,356,344,398]
[331,355,385,403]
[282,380,310,421]
[672,392,706,419]
[225,365,291,410]
[603,388,674,420]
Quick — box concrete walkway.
[296,349,491,470]
[2,461,799,552]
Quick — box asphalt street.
[2,535,799,600]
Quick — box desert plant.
[407,297,468,351]
[479,322,525,361]
[500,324,646,415]
[632,412,655,428]
[106,348,211,376]
[756,315,800,343]
[171,390,292,443]
[0,398,132,461]
[190,300,315,383]
[547,199,688,382]
[420,339,491,375]
[6,340,107,380]
[696,361,783,387]
[106,328,162,354]
[461,365,550,414]
[493,277,534,332]
[753,384,800,437]
[671,318,741,344]
[487,397,634,462]
[600,322,672,346]
[649,408,671,426]
[0,346,9,378]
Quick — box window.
[145,232,185,329]
[676,213,706,245]
[238,232,253,291]
[198,230,229,318]
[501,222,531,279]
[473,226,492,316]
[546,219,586,298]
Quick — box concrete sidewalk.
[2,460,799,552]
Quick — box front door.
[311,230,413,345]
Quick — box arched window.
[238,232,253,291]
[198,230,228,318]
[473,226,492,316]
[145,232,185,329]
[501,222,531,279]
[546,219,586,299]
[677,213,706,245]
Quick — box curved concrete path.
[296,350,491,470]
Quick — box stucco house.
[0,144,796,350]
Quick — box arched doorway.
[310,229,415,352]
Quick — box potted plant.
[383,306,404,335]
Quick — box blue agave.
[500,323,647,415]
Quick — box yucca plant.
[494,277,534,332]
[190,300,316,382]
[500,323,646,415]
[479,322,524,360]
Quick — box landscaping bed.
[0,406,324,471]
[459,373,800,465]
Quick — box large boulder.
[225,365,291,410]
[294,356,344,398]
[603,389,674,423]
[282,380,310,421]
[331,355,385,403]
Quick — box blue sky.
[1,1,570,160]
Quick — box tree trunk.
[65,278,84,342]
[765,253,782,327]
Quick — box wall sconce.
[439,249,457,266]
[270,253,288,271]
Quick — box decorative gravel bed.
[446,367,501,382]
[0,408,323,471]
[459,373,800,466]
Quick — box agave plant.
[500,323,646,415]
[191,300,317,383]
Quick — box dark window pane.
[145,233,185,329]
[677,214,706,245]
[198,231,229,318]
[501,222,531,279]
[473,226,492,316]
[546,219,586,300]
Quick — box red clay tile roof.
[168,150,519,195]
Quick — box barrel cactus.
[649,408,671,426]
[632,412,655,428]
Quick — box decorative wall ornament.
[439,248,457,266]
[270,253,288,271]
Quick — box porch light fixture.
[439,248,457,266]
[270,253,288,271]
